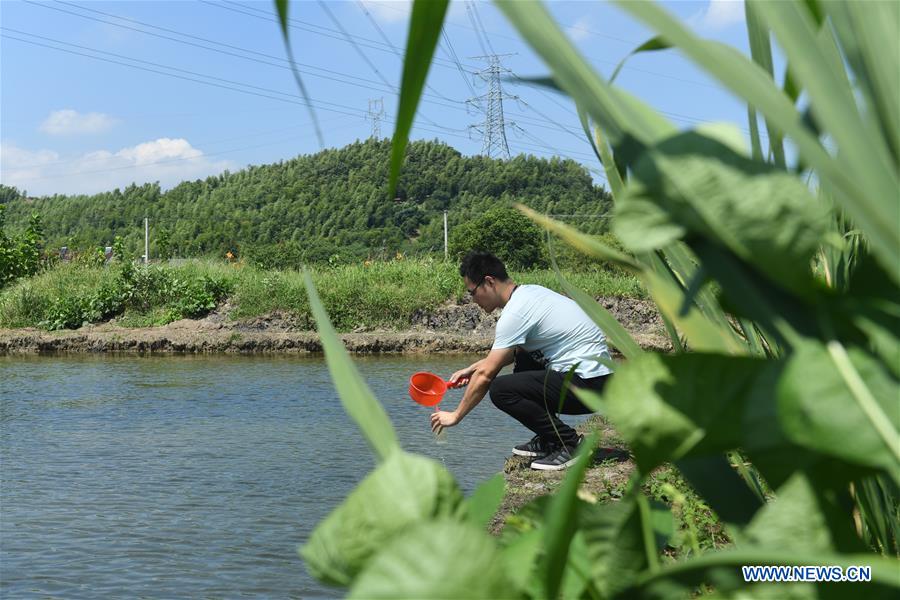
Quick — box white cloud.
[690,0,745,32]
[361,0,412,24]
[566,16,592,43]
[39,109,119,135]
[0,138,234,196]
[362,0,466,26]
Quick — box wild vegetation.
[0,205,48,288]
[293,1,900,598]
[0,257,643,331]
[0,138,611,262]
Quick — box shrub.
[449,205,548,270]
[0,207,48,288]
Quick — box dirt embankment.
[0,296,669,355]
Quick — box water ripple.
[1,354,588,597]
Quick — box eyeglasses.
[466,278,486,296]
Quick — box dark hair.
[459,251,509,283]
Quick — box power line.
[317,0,450,132]
[209,0,477,73]
[23,2,464,109]
[372,0,722,90]
[469,1,496,56]
[356,0,461,104]
[1,30,363,115]
[1,27,582,149]
[25,0,747,147]
[441,27,480,105]
[465,1,490,57]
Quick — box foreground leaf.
[580,495,651,598]
[300,450,463,586]
[777,341,900,472]
[465,473,505,530]
[304,270,399,461]
[273,0,323,147]
[602,352,771,474]
[744,470,866,554]
[617,0,899,286]
[388,0,450,198]
[349,519,514,599]
[497,0,675,148]
[615,131,829,298]
[541,433,598,600]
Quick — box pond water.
[0,355,589,598]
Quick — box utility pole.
[144,217,149,265]
[443,210,448,260]
[367,97,384,139]
[467,54,516,159]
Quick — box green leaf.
[575,106,625,200]
[744,470,866,554]
[499,528,542,592]
[496,0,676,148]
[644,269,746,355]
[602,352,773,474]
[616,0,899,286]
[559,531,592,599]
[777,341,900,472]
[553,266,642,360]
[517,203,642,270]
[388,0,450,199]
[272,0,324,148]
[676,455,764,527]
[609,35,672,84]
[580,495,651,597]
[304,270,399,461]
[349,519,514,599]
[615,131,829,298]
[752,1,898,225]
[659,241,745,348]
[823,1,900,164]
[465,473,505,530]
[744,0,786,167]
[300,451,464,586]
[541,432,598,600]
[273,0,289,36]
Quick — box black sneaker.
[530,436,583,471]
[512,435,551,458]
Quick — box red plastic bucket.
[408,371,448,407]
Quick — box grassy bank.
[0,258,645,331]
[497,416,731,563]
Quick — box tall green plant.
[282,0,900,596]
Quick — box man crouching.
[430,250,614,470]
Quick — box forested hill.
[1,138,611,259]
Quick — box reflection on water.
[0,354,588,598]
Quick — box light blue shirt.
[491,284,613,378]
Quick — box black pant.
[489,350,610,449]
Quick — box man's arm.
[430,347,515,433]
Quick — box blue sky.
[1,0,754,197]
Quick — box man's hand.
[448,363,477,388]
[430,410,459,434]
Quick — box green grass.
[0,257,645,331]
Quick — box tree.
[448,205,548,270]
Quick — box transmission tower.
[367,97,385,139]
[467,54,516,159]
